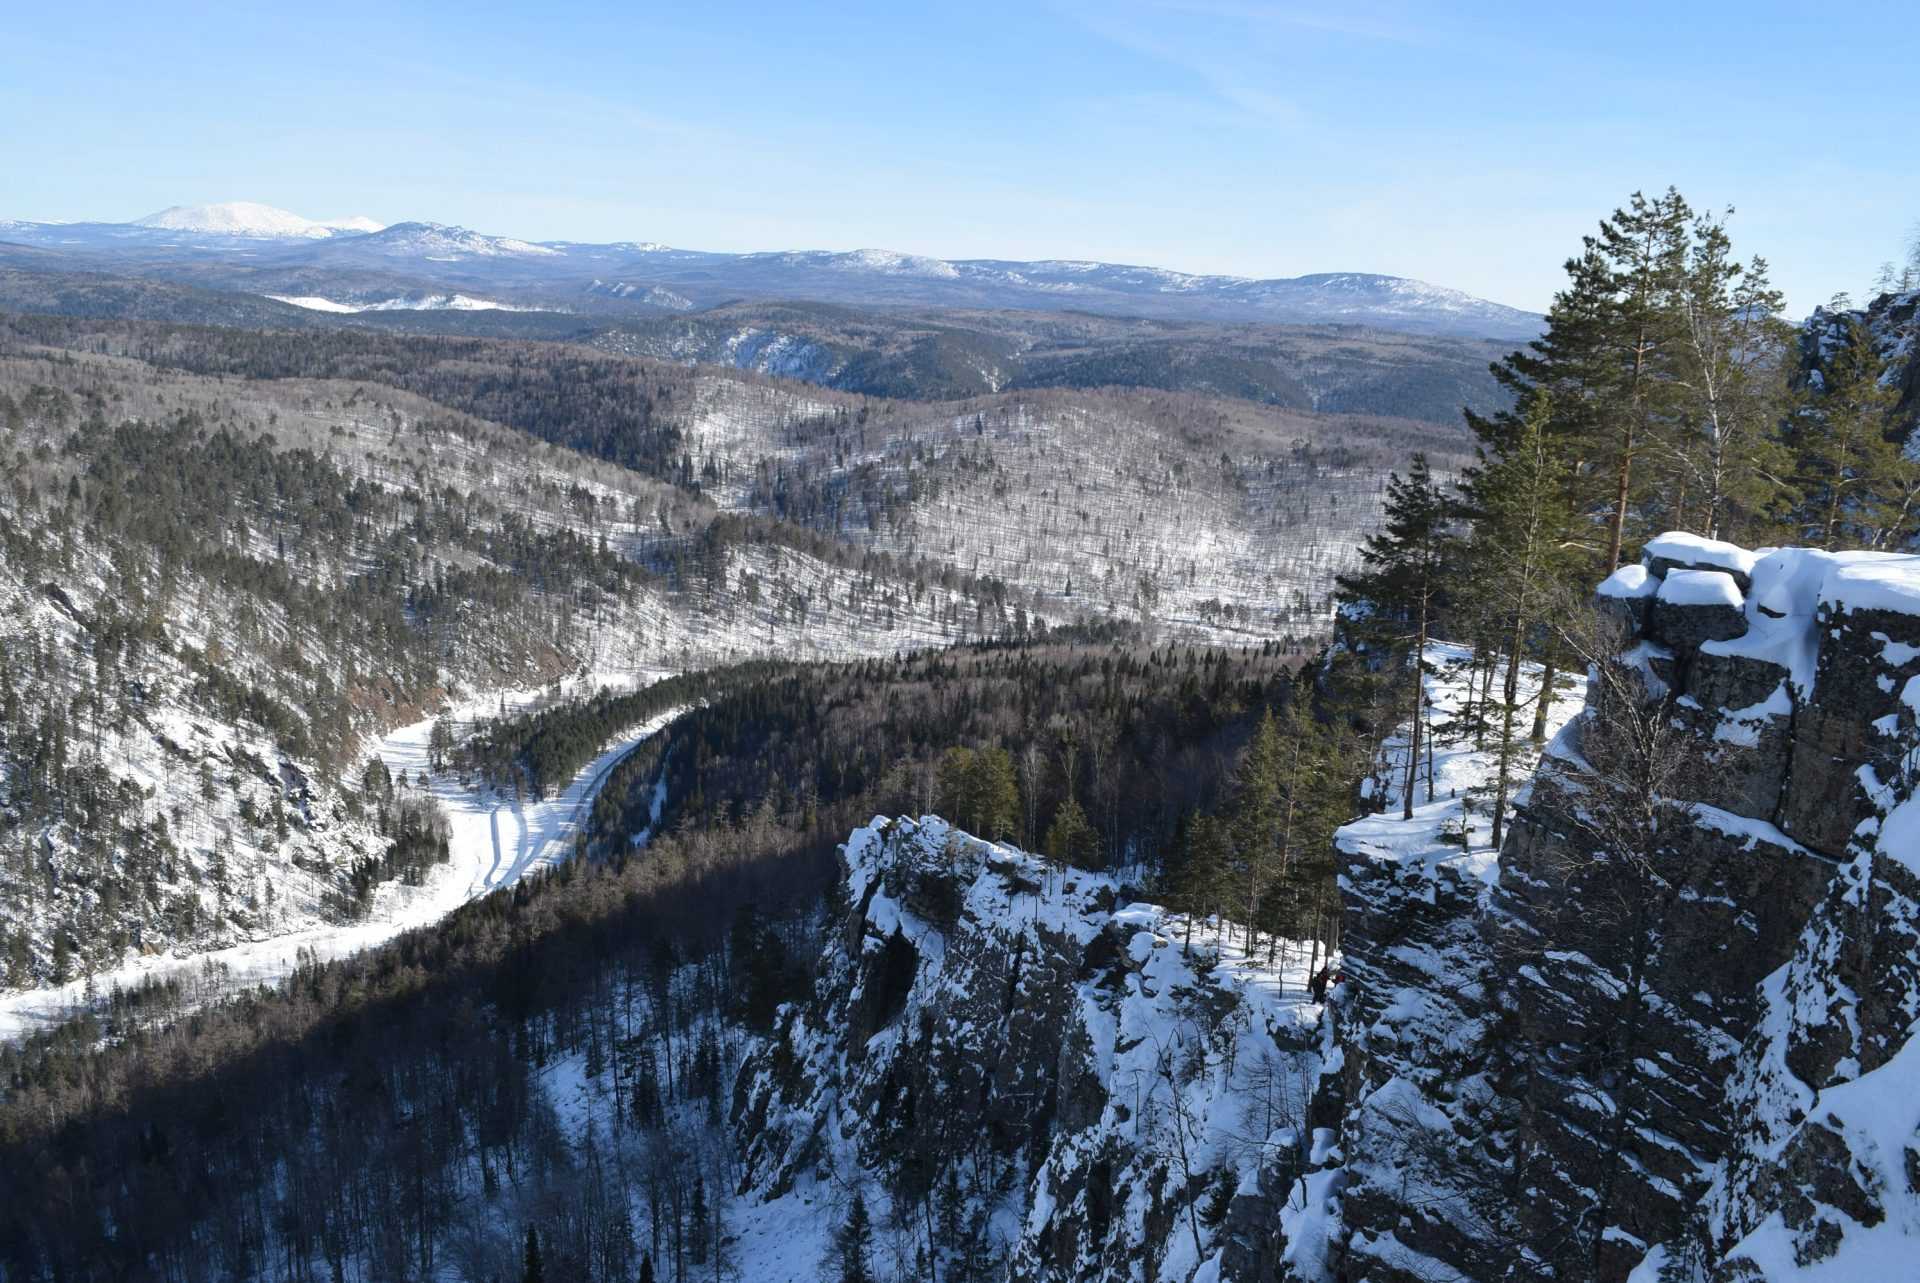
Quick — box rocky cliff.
[723,537,1920,1282]
[1330,535,1920,1282]
[731,815,1330,1282]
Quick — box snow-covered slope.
[264,292,555,313]
[0,682,681,1041]
[335,221,561,260]
[0,345,1052,1017]
[660,374,1427,642]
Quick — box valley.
[3,157,1919,1283]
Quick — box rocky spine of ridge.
[730,815,1328,1283]
[1328,535,1920,1282]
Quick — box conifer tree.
[1336,454,1455,820]
[834,1193,873,1283]
[1172,812,1231,954]
[1459,391,1575,847]
[521,1226,545,1283]
[1591,188,1693,571]
[1231,709,1283,952]
[1789,316,1908,548]
[1045,794,1096,872]
[1662,214,1793,542]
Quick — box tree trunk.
[1403,591,1428,821]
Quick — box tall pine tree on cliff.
[1336,454,1455,820]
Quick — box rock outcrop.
[732,816,1327,1283]
[1330,536,1920,1282]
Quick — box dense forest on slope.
[3,308,1458,643]
[0,333,1038,989]
[0,636,1367,1282]
[587,301,1514,422]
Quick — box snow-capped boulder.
[1649,568,1749,649]
[1645,532,1761,590]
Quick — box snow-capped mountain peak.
[132,201,384,239]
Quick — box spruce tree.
[834,1193,873,1283]
[1044,794,1096,872]
[1230,709,1283,952]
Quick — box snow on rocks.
[1643,531,1761,586]
[1818,552,1920,618]
[1596,561,1656,598]
[1330,646,1587,1283]
[733,815,1331,1283]
[1657,567,1743,609]
[1331,537,1920,1282]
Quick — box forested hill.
[0,331,1045,995]
[0,638,1341,1282]
[6,312,1463,639]
[1,295,1419,1006]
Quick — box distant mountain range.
[0,201,1544,339]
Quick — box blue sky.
[4,1,1915,313]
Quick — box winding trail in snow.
[0,677,686,1045]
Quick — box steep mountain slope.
[1800,287,1920,436]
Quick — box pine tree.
[1459,391,1576,847]
[1336,454,1455,820]
[1590,188,1694,571]
[1644,210,1794,541]
[1789,315,1908,548]
[689,1175,708,1265]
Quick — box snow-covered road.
[0,678,685,1044]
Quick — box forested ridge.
[0,331,1042,991]
[0,636,1377,1282]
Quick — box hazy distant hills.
[0,201,1543,339]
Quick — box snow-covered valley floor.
[0,674,685,1044]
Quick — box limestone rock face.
[1327,538,1920,1282]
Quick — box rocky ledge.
[1332,535,1920,1282]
